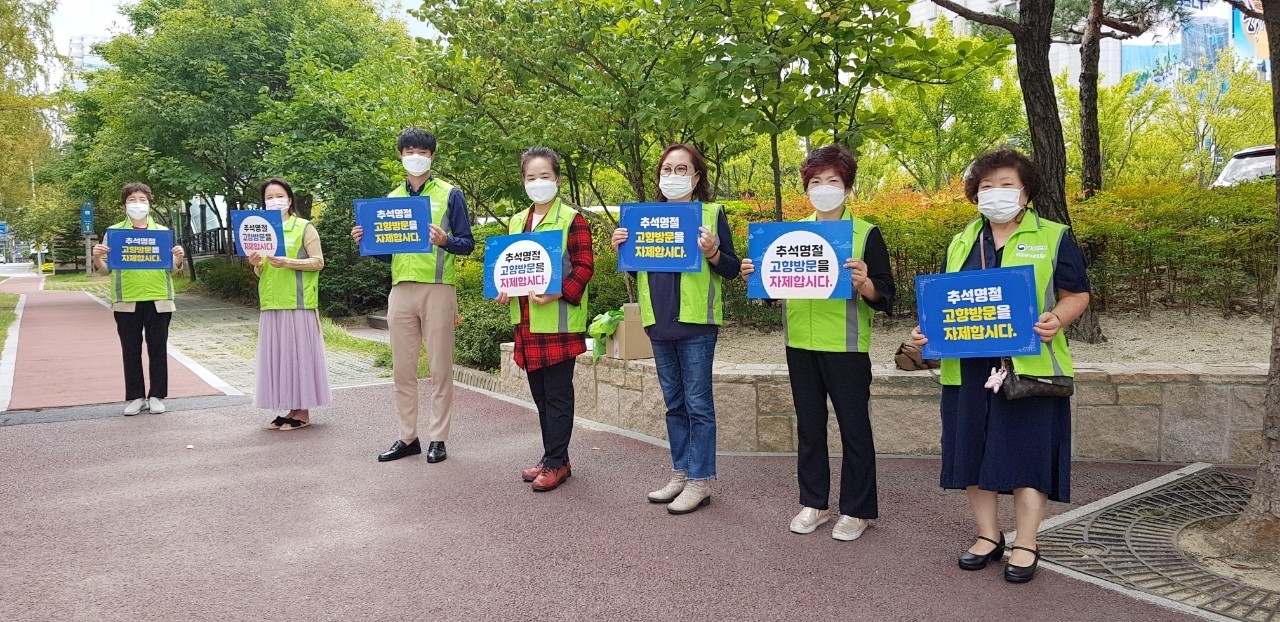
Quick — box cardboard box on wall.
[606,303,653,360]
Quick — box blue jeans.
[651,333,718,480]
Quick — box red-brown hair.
[800,145,858,189]
[655,143,711,202]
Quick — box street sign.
[0,222,8,235]
[80,200,94,235]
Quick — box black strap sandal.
[267,416,289,430]
[958,533,1006,571]
[1004,546,1041,583]
[279,417,311,431]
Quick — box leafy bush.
[313,200,391,317]
[194,257,259,305]
[454,292,514,370]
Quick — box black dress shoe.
[958,533,1006,571]
[426,441,447,463]
[1004,545,1040,583]
[378,438,421,462]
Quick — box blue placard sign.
[80,201,94,235]
[230,210,285,257]
[0,222,8,235]
[916,265,1042,359]
[354,196,433,256]
[483,230,564,298]
[747,221,853,299]
[617,202,702,273]
[106,228,174,271]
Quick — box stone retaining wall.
[491,344,1266,465]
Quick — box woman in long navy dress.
[912,149,1091,584]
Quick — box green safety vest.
[783,209,877,353]
[258,215,319,311]
[506,199,589,334]
[637,202,725,327]
[939,209,1075,386]
[387,178,457,286]
[109,219,173,304]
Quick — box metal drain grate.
[1040,470,1277,621]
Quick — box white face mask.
[659,175,694,200]
[265,197,290,212]
[524,179,559,204]
[126,202,150,221]
[976,187,1025,223]
[808,184,846,213]
[402,154,432,176]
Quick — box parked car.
[1212,145,1276,187]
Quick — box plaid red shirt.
[513,212,594,372]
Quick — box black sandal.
[279,417,311,431]
[267,416,289,430]
[1004,546,1041,583]
[958,533,1006,571]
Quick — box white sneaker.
[147,397,166,414]
[123,399,145,416]
[831,515,869,541]
[789,507,832,534]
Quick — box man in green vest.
[351,128,475,463]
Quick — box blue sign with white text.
[483,230,564,299]
[106,228,174,271]
[916,266,1041,359]
[0,222,8,236]
[231,210,286,257]
[354,196,433,256]
[80,201,94,235]
[617,202,703,273]
[747,221,853,299]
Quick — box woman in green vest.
[609,143,741,515]
[90,182,186,416]
[249,178,331,431]
[739,145,894,542]
[911,149,1091,583]
[496,147,594,492]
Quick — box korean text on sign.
[746,221,853,300]
[353,196,433,256]
[915,265,1040,359]
[483,230,564,298]
[105,228,174,271]
[617,202,703,273]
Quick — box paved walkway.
[0,275,226,411]
[0,382,1204,622]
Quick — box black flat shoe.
[1004,545,1041,583]
[426,441,447,463]
[958,533,1006,571]
[378,438,422,462]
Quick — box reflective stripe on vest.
[258,216,319,310]
[637,203,724,327]
[388,178,457,285]
[938,210,1075,386]
[507,200,589,334]
[782,210,875,353]
[110,219,173,303]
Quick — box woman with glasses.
[610,143,741,515]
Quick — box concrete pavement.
[0,381,1204,622]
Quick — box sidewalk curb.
[0,291,28,411]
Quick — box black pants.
[527,358,576,468]
[786,347,878,518]
[114,301,172,401]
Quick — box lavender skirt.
[255,309,332,411]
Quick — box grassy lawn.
[44,272,195,295]
[0,293,19,347]
[320,317,429,378]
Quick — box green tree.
[0,0,57,236]
[1057,73,1171,185]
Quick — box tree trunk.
[1220,0,1280,553]
[769,131,783,221]
[1079,0,1104,199]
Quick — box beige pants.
[388,282,457,442]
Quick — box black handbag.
[999,357,1074,400]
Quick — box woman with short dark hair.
[91,182,187,415]
[912,148,1091,583]
[740,145,894,541]
[250,177,330,430]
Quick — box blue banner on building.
[106,228,174,271]
[230,210,285,257]
[616,202,703,273]
[354,196,433,256]
[483,230,564,299]
[916,266,1041,359]
[746,221,853,299]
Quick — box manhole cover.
[1040,470,1278,621]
